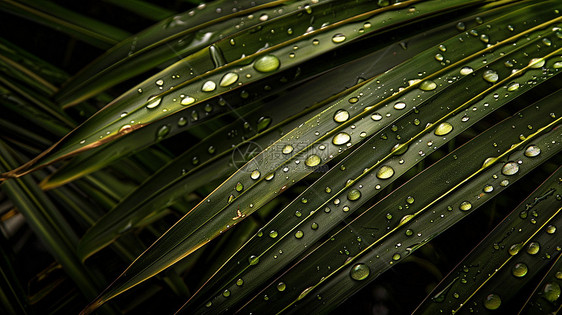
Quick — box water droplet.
[546,225,556,234]
[333,132,351,146]
[350,263,370,281]
[524,145,540,157]
[371,113,383,121]
[181,96,195,105]
[235,182,244,192]
[295,230,304,239]
[483,185,494,193]
[269,230,278,238]
[348,189,361,201]
[526,242,540,255]
[253,55,280,73]
[420,80,437,91]
[305,155,321,167]
[220,72,239,87]
[512,263,528,277]
[251,170,260,180]
[202,80,216,92]
[332,33,346,43]
[178,117,187,127]
[456,22,466,31]
[282,145,293,155]
[392,253,401,261]
[257,116,272,132]
[249,255,259,265]
[277,282,286,292]
[480,34,489,43]
[311,222,318,230]
[155,79,164,86]
[459,201,472,211]
[394,102,406,110]
[334,110,350,122]
[146,96,161,109]
[542,282,562,305]
[376,165,395,179]
[460,66,474,75]
[406,196,415,204]
[119,124,133,134]
[528,58,545,69]
[435,54,444,62]
[484,294,501,310]
[434,122,453,136]
[156,125,169,139]
[265,173,274,181]
[483,70,499,83]
[236,278,244,286]
[501,162,519,176]
[507,82,520,91]
[223,289,231,297]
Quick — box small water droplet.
[277,282,286,292]
[282,145,293,155]
[146,96,162,109]
[235,182,244,192]
[528,58,545,69]
[371,113,383,121]
[456,22,466,31]
[269,230,278,238]
[507,82,520,91]
[249,255,259,265]
[223,289,231,297]
[236,278,244,286]
[295,230,304,239]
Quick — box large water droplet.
[277,282,286,292]
[350,263,370,281]
[484,293,501,310]
[249,255,259,265]
[526,241,540,255]
[257,116,272,132]
[483,70,499,83]
[528,58,545,68]
[394,102,406,110]
[334,109,350,123]
[333,132,351,146]
[434,122,453,136]
[201,80,216,92]
[459,201,472,211]
[282,145,293,155]
[251,170,261,180]
[295,230,304,239]
[146,96,162,109]
[501,162,519,176]
[512,262,528,277]
[347,189,361,201]
[544,282,561,302]
[507,82,520,91]
[181,96,195,105]
[269,230,278,238]
[305,155,321,167]
[376,165,395,179]
[420,80,437,91]
[460,66,474,75]
[220,72,239,87]
[253,55,280,73]
[524,145,541,157]
[332,33,346,43]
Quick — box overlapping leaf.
[237,95,561,314]
[416,166,562,313]
[79,1,562,312]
